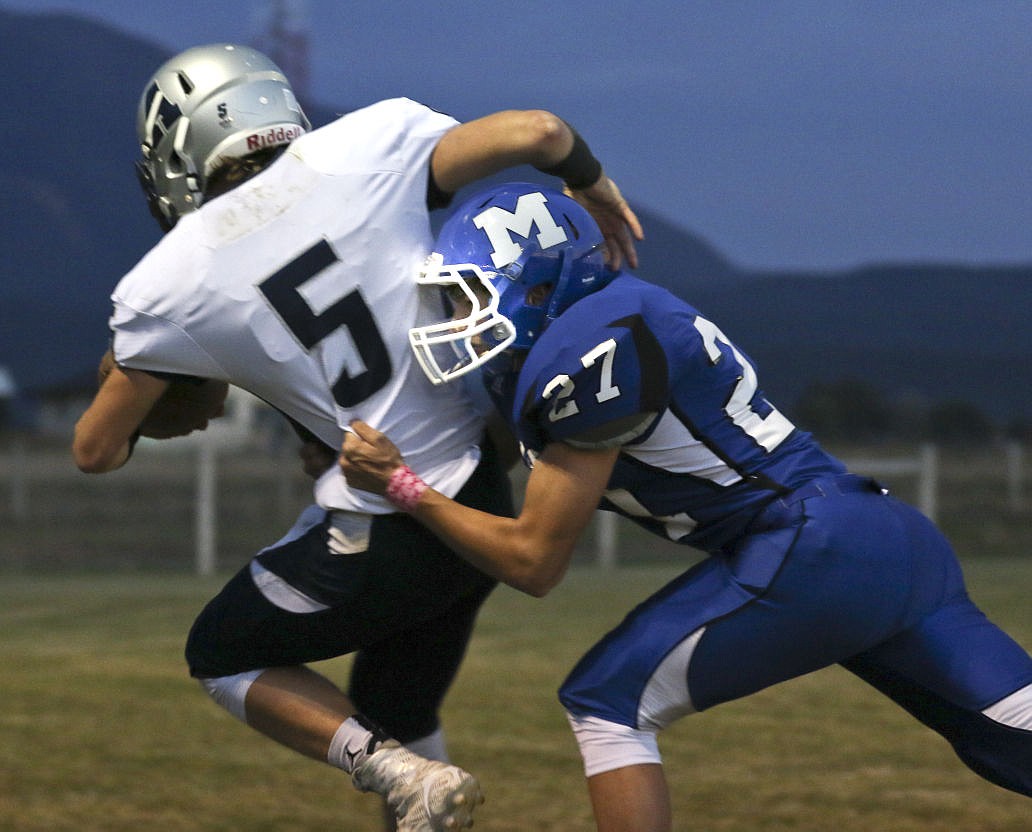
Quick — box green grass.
[2,562,1030,831]
[2,440,1029,827]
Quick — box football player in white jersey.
[340,183,1032,831]
[72,46,642,831]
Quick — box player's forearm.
[410,489,573,597]
[72,415,136,473]
[340,420,586,594]
[72,435,133,473]
[432,110,583,194]
[74,363,166,472]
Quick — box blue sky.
[6,0,1030,271]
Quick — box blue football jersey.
[486,274,846,552]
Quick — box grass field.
[2,440,1030,828]
[2,561,1030,831]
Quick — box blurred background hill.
[1,8,1029,437]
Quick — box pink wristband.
[385,465,428,512]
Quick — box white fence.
[844,442,939,522]
[2,438,1027,574]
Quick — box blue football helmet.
[410,182,611,385]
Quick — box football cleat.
[352,741,484,831]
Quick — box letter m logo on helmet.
[472,192,569,269]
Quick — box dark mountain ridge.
[1,9,1028,425]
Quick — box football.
[97,348,229,439]
[137,376,229,439]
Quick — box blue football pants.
[560,476,1032,796]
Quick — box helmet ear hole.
[525,283,552,307]
[167,150,186,175]
[175,71,194,96]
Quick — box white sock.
[327,715,389,773]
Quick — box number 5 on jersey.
[258,239,392,407]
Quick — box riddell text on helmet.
[247,125,304,151]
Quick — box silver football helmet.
[136,43,310,229]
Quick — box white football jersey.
[110,98,483,513]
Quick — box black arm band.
[426,166,454,211]
[536,125,603,190]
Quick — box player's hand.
[339,420,406,495]
[567,175,644,271]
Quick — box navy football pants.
[185,443,511,743]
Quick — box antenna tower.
[252,1,312,105]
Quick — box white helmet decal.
[473,192,569,269]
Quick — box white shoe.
[352,741,483,831]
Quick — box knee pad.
[944,682,1032,798]
[983,681,1032,730]
[199,669,265,723]
[567,712,661,778]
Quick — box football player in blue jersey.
[340,182,1032,831]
